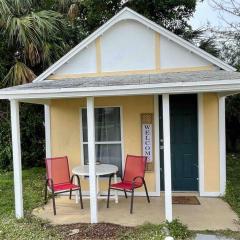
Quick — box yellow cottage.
[1,7,240,225]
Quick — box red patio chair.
[107,155,150,214]
[44,156,83,215]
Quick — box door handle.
[160,139,164,150]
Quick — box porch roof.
[1,70,240,99]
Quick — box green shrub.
[119,220,191,240]
[166,219,192,240]
[0,102,45,171]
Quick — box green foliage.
[0,101,11,170]
[0,0,68,85]
[20,104,45,169]
[199,37,221,58]
[119,220,191,240]
[224,154,240,219]
[0,102,45,171]
[120,223,165,240]
[226,95,240,153]
[167,219,192,240]
[4,61,36,85]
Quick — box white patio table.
[72,164,119,204]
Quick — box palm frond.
[3,61,36,85]
[12,0,33,15]
[30,10,65,40]
[6,15,38,47]
[0,0,11,17]
[41,41,69,67]
[4,10,65,66]
[5,10,65,47]
[58,0,73,12]
[24,42,41,66]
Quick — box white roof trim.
[33,7,235,83]
[2,79,240,99]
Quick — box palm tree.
[0,0,67,85]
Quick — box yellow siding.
[203,93,220,192]
[50,99,85,171]
[50,96,155,193]
[50,94,221,194]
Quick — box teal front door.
[159,94,199,191]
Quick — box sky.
[189,0,239,29]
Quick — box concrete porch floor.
[33,195,239,231]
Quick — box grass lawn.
[0,168,61,239]
[225,154,240,219]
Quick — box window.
[81,107,122,176]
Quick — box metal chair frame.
[107,155,150,214]
[44,157,83,215]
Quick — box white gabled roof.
[34,7,236,83]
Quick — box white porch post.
[154,95,160,196]
[44,105,51,158]
[219,96,226,195]
[162,94,173,222]
[87,97,98,223]
[10,99,23,218]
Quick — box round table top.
[72,164,118,176]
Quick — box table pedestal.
[75,174,118,203]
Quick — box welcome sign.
[141,113,154,171]
[142,124,153,162]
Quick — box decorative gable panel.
[101,20,155,72]
[54,42,96,75]
[160,36,211,69]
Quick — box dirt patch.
[58,223,133,240]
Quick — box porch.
[33,195,239,231]
[2,71,240,225]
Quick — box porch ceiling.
[1,70,240,99]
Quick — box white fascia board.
[2,79,240,99]
[33,8,235,83]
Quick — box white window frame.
[80,106,124,176]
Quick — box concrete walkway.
[33,196,239,231]
[196,234,234,240]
